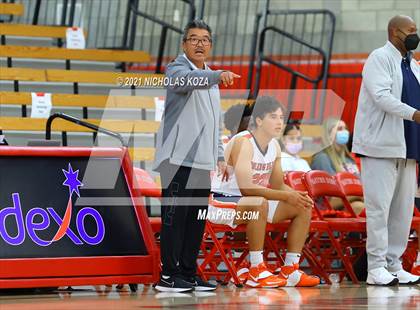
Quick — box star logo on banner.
[62,163,84,197]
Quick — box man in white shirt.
[353,15,420,286]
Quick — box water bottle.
[329,273,340,284]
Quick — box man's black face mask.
[398,29,420,51]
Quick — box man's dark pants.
[159,160,210,277]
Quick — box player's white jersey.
[212,130,279,196]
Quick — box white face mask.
[285,141,303,155]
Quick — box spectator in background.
[311,118,359,176]
[223,103,252,139]
[311,118,364,215]
[280,123,311,172]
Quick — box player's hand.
[286,191,313,209]
[220,71,241,87]
[413,111,420,124]
[217,160,230,182]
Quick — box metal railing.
[253,9,336,92]
[123,0,194,73]
[254,25,328,91]
[46,113,126,147]
[251,9,336,123]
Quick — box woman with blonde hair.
[311,118,364,215]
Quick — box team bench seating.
[0,67,163,85]
[134,168,328,285]
[0,23,86,39]
[0,3,24,16]
[0,91,252,111]
[0,45,151,64]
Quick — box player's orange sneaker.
[245,262,287,288]
[230,261,250,284]
[278,263,320,287]
[411,264,420,276]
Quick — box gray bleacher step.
[0,103,156,120]
[0,58,118,71]
[0,80,124,94]
[1,80,157,92]
[1,37,57,47]
[4,131,154,146]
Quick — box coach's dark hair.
[182,19,212,42]
[251,96,285,123]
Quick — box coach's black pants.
[159,160,210,277]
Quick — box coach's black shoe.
[182,275,217,291]
[154,275,194,293]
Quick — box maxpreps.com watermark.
[116,76,209,87]
[197,209,260,221]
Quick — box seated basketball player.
[209,96,320,288]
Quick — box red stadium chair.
[131,168,162,274]
[335,171,363,197]
[200,195,298,285]
[284,171,319,219]
[199,221,250,286]
[304,170,359,218]
[404,208,420,271]
[335,171,419,271]
[284,171,342,284]
[133,167,162,246]
[201,219,319,286]
[303,170,367,284]
[335,172,366,217]
[284,171,307,191]
[199,195,294,286]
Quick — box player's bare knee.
[259,198,269,217]
[282,202,299,217]
[248,198,268,220]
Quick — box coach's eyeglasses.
[185,37,212,46]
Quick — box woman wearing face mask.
[312,118,359,176]
[280,123,311,172]
[311,118,364,215]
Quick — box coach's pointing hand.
[220,71,241,87]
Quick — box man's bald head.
[387,15,418,54]
[388,15,415,38]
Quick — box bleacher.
[0,7,322,170]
